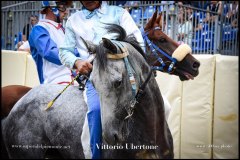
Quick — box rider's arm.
[120,9,145,52]
[59,20,81,70]
[29,25,62,65]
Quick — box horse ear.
[80,36,97,53]
[156,12,162,25]
[150,10,158,27]
[144,10,158,30]
[102,38,118,53]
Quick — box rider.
[29,1,78,85]
[59,1,144,159]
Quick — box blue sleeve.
[29,25,62,65]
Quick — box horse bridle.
[141,26,177,74]
[100,40,153,120]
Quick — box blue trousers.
[85,81,102,159]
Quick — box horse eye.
[113,79,122,89]
[159,37,166,42]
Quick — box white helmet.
[41,1,60,22]
[41,1,72,8]
[41,1,72,22]
[41,1,58,8]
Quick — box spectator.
[203,1,223,23]
[176,1,184,16]
[176,2,193,21]
[194,1,223,31]
[115,1,126,7]
[124,1,141,12]
[177,4,193,46]
[23,15,39,41]
[231,18,238,28]
[226,1,238,27]
[17,40,30,53]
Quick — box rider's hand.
[74,59,92,75]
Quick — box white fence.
[1,50,238,159]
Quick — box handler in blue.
[29,1,78,85]
[59,1,144,159]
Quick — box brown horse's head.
[144,10,200,81]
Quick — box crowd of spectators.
[13,1,238,53]
[116,1,238,52]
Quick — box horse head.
[82,25,174,158]
[143,10,200,81]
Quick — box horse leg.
[1,85,31,119]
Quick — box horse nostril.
[193,61,200,69]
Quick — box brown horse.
[1,85,31,119]
[143,10,200,81]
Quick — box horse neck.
[131,82,171,158]
[134,78,166,141]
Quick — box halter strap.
[107,51,129,59]
[106,40,155,120]
[110,40,138,99]
[141,26,177,73]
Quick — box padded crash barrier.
[156,54,238,159]
[2,50,40,87]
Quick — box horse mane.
[96,24,146,71]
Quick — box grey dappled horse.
[2,24,174,159]
[2,84,86,159]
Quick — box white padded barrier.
[212,54,238,159]
[156,54,238,159]
[25,55,40,87]
[1,50,28,87]
[181,55,215,158]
